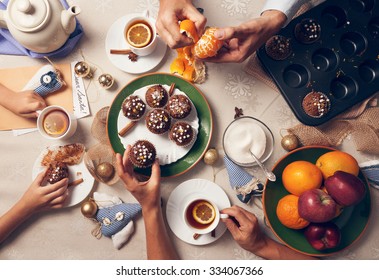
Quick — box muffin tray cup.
[257,0,379,126]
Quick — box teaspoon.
[249,149,276,182]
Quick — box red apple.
[304,222,341,250]
[325,171,366,207]
[298,189,337,223]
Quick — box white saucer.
[105,13,167,74]
[32,146,95,208]
[166,179,231,245]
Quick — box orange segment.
[192,27,223,59]
[126,23,152,48]
[179,19,199,43]
[192,201,216,224]
[276,194,310,229]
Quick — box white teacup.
[182,195,229,235]
[37,105,77,140]
[124,14,158,56]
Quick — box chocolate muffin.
[169,121,195,147]
[129,140,156,168]
[145,109,171,134]
[46,162,69,184]
[302,91,331,118]
[166,94,192,119]
[121,95,146,120]
[294,18,321,44]
[265,35,292,60]
[145,85,169,108]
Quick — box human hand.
[221,205,268,254]
[0,86,46,118]
[19,169,69,214]
[205,10,287,63]
[116,145,161,212]
[156,0,206,48]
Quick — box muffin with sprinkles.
[129,140,156,168]
[302,90,331,118]
[145,85,169,108]
[169,121,195,147]
[265,35,292,60]
[294,18,321,44]
[145,108,172,134]
[166,94,192,119]
[46,162,69,184]
[121,95,146,120]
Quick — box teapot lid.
[8,0,50,32]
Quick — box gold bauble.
[81,200,98,218]
[98,73,114,89]
[203,148,219,165]
[281,134,300,151]
[96,162,115,181]
[74,61,92,78]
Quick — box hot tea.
[42,109,69,137]
[185,199,216,230]
[125,20,154,48]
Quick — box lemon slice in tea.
[192,201,216,225]
[126,23,152,48]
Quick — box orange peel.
[179,19,199,43]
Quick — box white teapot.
[0,0,80,53]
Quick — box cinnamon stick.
[110,49,132,55]
[68,178,84,187]
[169,83,176,96]
[193,233,201,240]
[118,121,137,136]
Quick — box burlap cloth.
[243,3,379,155]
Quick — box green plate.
[107,73,213,177]
[263,146,371,257]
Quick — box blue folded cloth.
[0,0,83,58]
[359,160,379,190]
[224,155,264,203]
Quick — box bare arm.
[0,83,46,118]
[0,169,68,244]
[206,10,287,63]
[116,146,179,260]
[222,206,316,260]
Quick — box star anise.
[234,107,243,119]
[128,52,138,62]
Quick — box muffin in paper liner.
[128,140,157,168]
[169,121,195,147]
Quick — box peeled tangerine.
[192,27,224,59]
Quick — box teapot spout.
[61,5,81,35]
[0,10,8,29]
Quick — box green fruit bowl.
[263,146,371,257]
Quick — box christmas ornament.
[281,134,300,151]
[204,148,219,165]
[98,73,114,89]
[74,61,92,78]
[81,199,98,218]
[90,192,142,250]
[96,162,115,181]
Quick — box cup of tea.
[37,105,77,140]
[124,14,158,56]
[182,195,229,235]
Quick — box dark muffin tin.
[257,0,379,126]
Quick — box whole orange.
[282,160,323,196]
[276,194,310,229]
[315,150,359,179]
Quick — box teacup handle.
[220,213,229,219]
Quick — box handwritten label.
[71,61,90,119]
